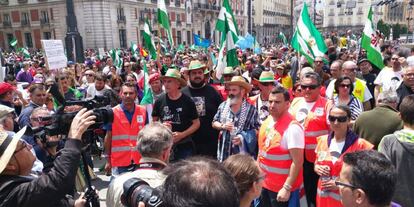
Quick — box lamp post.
[64,0,84,63]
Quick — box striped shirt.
[333,95,363,120]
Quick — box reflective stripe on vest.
[112,135,138,141]
[305,130,329,137]
[259,162,290,174]
[111,146,136,152]
[317,189,342,202]
[260,151,291,161]
[305,144,317,150]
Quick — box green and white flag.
[158,0,174,47]
[361,7,384,69]
[291,3,327,64]
[140,60,154,105]
[9,37,17,47]
[278,32,287,45]
[130,42,139,60]
[109,49,123,69]
[143,19,157,60]
[19,47,30,59]
[215,16,239,80]
[216,0,239,42]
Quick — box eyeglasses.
[14,141,32,154]
[335,180,358,190]
[314,60,323,64]
[340,84,351,88]
[260,82,274,86]
[300,84,319,90]
[328,115,348,123]
[86,74,95,77]
[391,58,399,60]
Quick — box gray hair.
[136,122,173,157]
[377,90,399,105]
[301,71,322,86]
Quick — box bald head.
[342,61,357,81]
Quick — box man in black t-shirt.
[152,69,200,161]
[358,58,377,107]
[182,60,223,158]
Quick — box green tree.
[392,23,402,39]
[377,19,390,39]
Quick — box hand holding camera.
[68,108,96,140]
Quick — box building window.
[3,14,11,22]
[43,32,51,40]
[187,30,191,45]
[177,30,181,44]
[40,10,49,23]
[119,29,127,48]
[117,7,125,22]
[24,32,33,48]
[21,12,30,25]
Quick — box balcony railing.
[117,15,126,23]
[40,18,50,25]
[175,0,180,7]
[2,21,11,27]
[21,19,30,26]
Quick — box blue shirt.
[103,103,135,131]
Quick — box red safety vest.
[315,135,373,207]
[258,113,303,193]
[290,97,330,162]
[111,104,146,167]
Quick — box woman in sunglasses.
[314,105,373,207]
[331,76,363,125]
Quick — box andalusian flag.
[143,19,157,60]
[216,0,239,42]
[361,7,385,69]
[19,47,30,59]
[158,0,174,47]
[109,49,123,69]
[291,3,327,64]
[130,42,139,60]
[9,37,17,47]
[215,16,239,80]
[140,60,153,105]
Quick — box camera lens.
[121,178,163,207]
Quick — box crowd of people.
[0,30,413,207]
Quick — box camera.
[121,178,163,207]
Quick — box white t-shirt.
[281,123,305,149]
[291,101,316,126]
[326,79,373,102]
[374,68,403,91]
[86,83,111,98]
[328,139,345,164]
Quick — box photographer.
[0,108,96,207]
[106,122,173,207]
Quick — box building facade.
[0,0,247,50]
[253,0,292,44]
[382,0,412,32]
[322,0,383,34]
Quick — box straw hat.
[188,60,206,71]
[259,71,275,83]
[226,76,251,92]
[223,67,235,75]
[0,127,27,173]
[160,69,187,87]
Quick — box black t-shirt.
[152,93,199,134]
[182,84,223,144]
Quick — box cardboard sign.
[41,40,67,70]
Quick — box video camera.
[122,178,163,207]
[42,83,114,137]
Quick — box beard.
[190,78,205,88]
[228,92,242,105]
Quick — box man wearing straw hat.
[152,69,200,161]
[250,71,275,124]
[182,60,223,158]
[212,76,260,161]
[0,109,95,206]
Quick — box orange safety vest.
[290,97,330,162]
[111,104,146,167]
[258,113,303,193]
[315,135,373,207]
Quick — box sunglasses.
[301,84,319,90]
[391,58,398,60]
[335,180,358,190]
[261,82,274,86]
[328,115,348,123]
[340,84,351,88]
